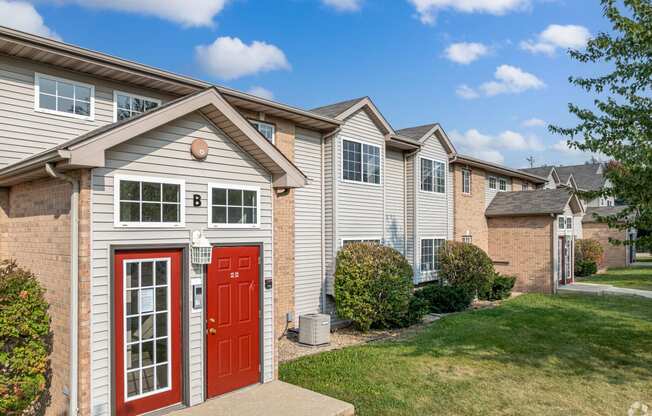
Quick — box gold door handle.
[208,328,216,335]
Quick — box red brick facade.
[488,216,555,293]
[583,223,629,269]
[0,170,91,416]
[452,165,489,252]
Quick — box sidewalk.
[558,283,652,299]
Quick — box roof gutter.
[45,163,79,416]
[451,154,546,184]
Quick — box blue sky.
[0,0,611,168]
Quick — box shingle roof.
[583,206,629,223]
[520,166,555,178]
[310,97,366,118]
[485,188,575,217]
[555,163,604,191]
[395,123,439,141]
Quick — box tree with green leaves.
[550,0,652,247]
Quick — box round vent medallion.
[191,139,208,160]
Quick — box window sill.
[340,179,382,187]
[114,223,186,229]
[35,107,94,121]
[207,224,261,230]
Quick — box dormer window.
[115,91,160,121]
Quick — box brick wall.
[78,171,92,416]
[0,188,8,258]
[488,216,555,293]
[1,170,91,416]
[453,164,489,252]
[583,223,628,269]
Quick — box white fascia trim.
[206,182,262,229]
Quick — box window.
[499,178,507,191]
[421,238,445,273]
[462,235,473,244]
[522,183,529,191]
[114,176,184,227]
[250,120,275,143]
[124,259,171,400]
[35,73,94,119]
[115,91,160,121]
[607,199,614,207]
[558,216,565,230]
[208,184,259,228]
[488,176,497,190]
[342,238,382,247]
[462,169,471,194]
[566,217,573,230]
[421,158,446,193]
[342,139,381,185]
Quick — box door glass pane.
[123,259,171,400]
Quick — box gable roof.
[311,97,394,135]
[0,25,340,132]
[485,188,583,217]
[583,206,630,223]
[555,163,605,191]
[0,87,306,188]
[521,166,555,178]
[394,123,457,155]
[310,97,367,119]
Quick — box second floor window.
[342,139,381,184]
[499,178,507,191]
[421,158,446,193]
[522,183,529,191]
[250,120,275,143]
[35,73,93,119]
[115,92,160,121]
[462,169,471,194]
[488,176,497,190]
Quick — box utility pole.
[526,156,535,168]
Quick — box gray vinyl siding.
[0,56,173,168]
[485,175,512,207]
[405,156,415,270]
[89,112,274,415]
[294,128,324,321]
[384,149,405,254]
[336,110,385,241]
[414,134,452,284]
[324,135,335,296]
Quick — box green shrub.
[334,243,415,331]
[414,284,473,314]
[576,260,598,277]
[576,239,604,266]
[438,242,495,296]
[397,295,430,328]
[0,260,51,415]
[479,273,516,301]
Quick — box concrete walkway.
[558,283,652,299]
[170,381,354,416]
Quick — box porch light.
[191,230,212,265]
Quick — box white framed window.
[341,238,382,248]
[462,235,473,244]
[566,217,573,230]
[488,176,497,190]
[421,238,446,274]
[499,178,507,191]
[114,91,161,121]
[462,169,471,194]
[342,138,381,185]
[123,258,172,400]
[250,120,275,143]
[558,216,566,230]
[420,158,446,193]
[208,183,260,228]
[34,73,94,120]
[114,175,185,228]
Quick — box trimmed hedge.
[576,260,598,277]
[438,241,495,296]
[414,285,473,314]
[334,243,418,331]
[0,260,51,415]
[479,273,516,301]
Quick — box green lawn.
[578,265,652,291]
[280,294,652,416]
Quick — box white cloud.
[456,84,480,99]
[520,24,591,56]
[408,0,529,25]
[522,118,546,127]
[247,86,274,100]
[479,65,545,96]
[450,128,546,164]
[322,0,362,12]
[445,42,489,64]
[42,0,229,27]
[0,0,60,40]
[195,37,290,80]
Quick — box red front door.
[114,249,183,416]
[206,246,261,398]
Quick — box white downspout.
[45,163,79,416]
